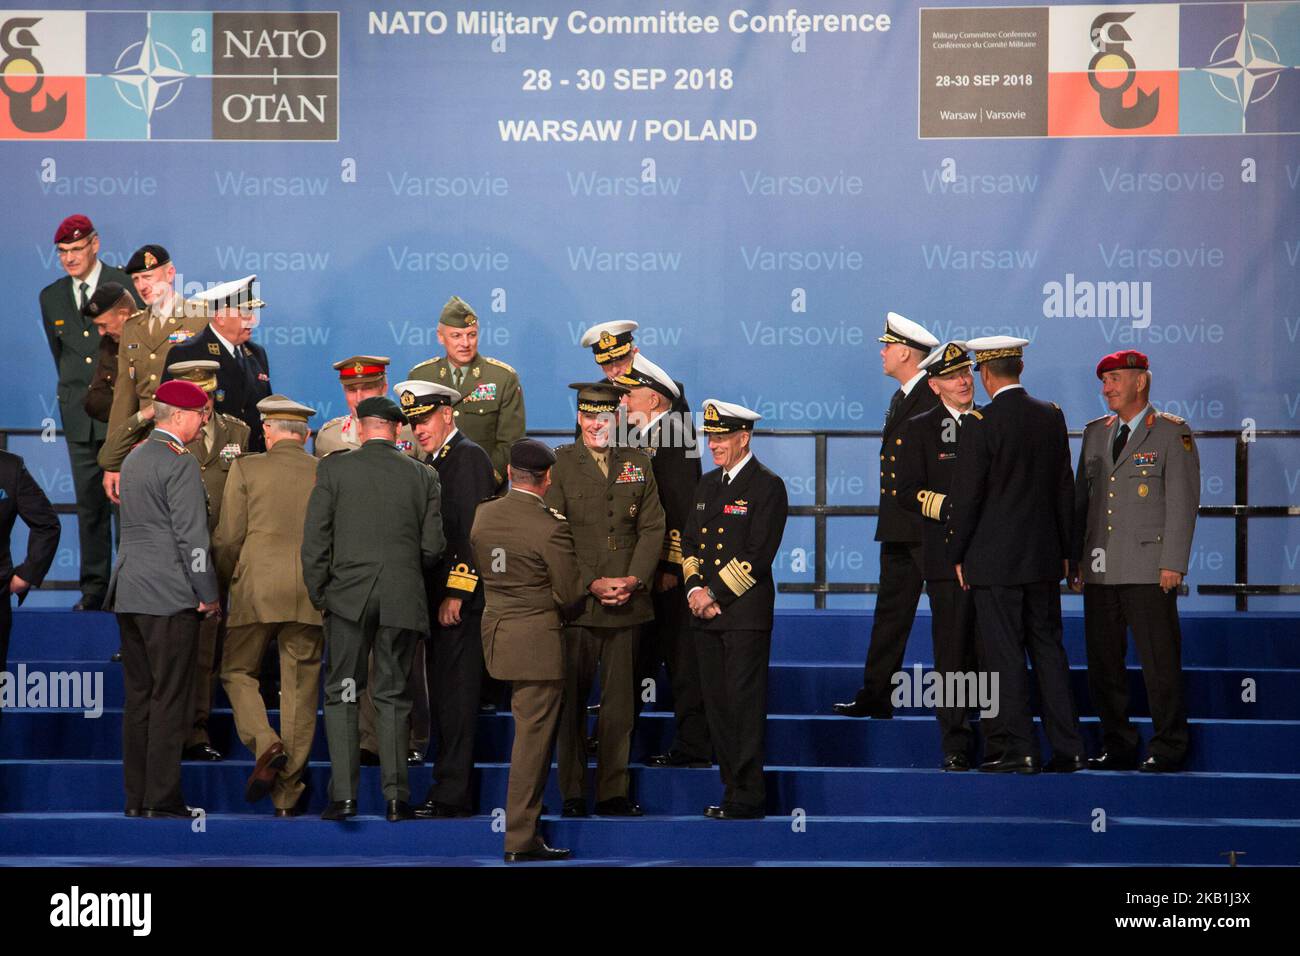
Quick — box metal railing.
[7,426,1299,609]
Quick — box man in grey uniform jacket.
[106,380,219,818]
[1071,349,1200,773]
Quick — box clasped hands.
[687,587,721,620]
[590,576,640,606]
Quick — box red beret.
[54,215,95,245]
[153,380,208,410]
[1096,349,1149,379]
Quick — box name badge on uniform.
[126,342,139,350]
[219,443,242,463]
[53,319,64,327]
[724,499,748,516]
[1133,451,1158,467]
[615,462,645,484]
[464,382,497,403]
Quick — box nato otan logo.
[50,886,152,936]
[0,10,338,141]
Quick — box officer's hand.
[438,596,463,627]
[1068,570,1083,593]
[103,471,121,504]
[612,576,640,597]
[198,600,221,617]
[1159,569,1183,593]
[687,588,713,616]
[654,571,679,593]
[589,577,617,599]
[954,563,968,591]
[9,575,31,596]
[702,602,722,620]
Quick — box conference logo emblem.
[1086,12,1160,130]
[0,10,338,141]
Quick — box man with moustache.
[392,379,497,818]
[895,342,988,770]
[39,215,141,611]
[1071,350,1199,774]
[835,312,940,719]
[682,400,788,819]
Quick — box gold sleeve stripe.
[447,563,479,592]
[662,528,684,564]
[718,558,756,597]
[917,490,946,522]
[682,555,702,579]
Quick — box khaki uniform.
[544,443,664,804]
[407,355,525,485]
[213,440,323,810]
[98,297,208,472]
[471,489,585,853]
[314,414,417,459]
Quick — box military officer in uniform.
[545,382,666,817]
[82,283,138,424]
[39,215,141,610]
[100,244,207,502]
[213,395,323,815]
[471,439,587,861]
[162,275,272,452]
[580,319,692,421]
[1071,350,1199,773]
[946,337,1084,774]
[614,355,711,768]
[835,312,941,718]
[393,380,497,818]
[895,342,985,769]
[106,380,220,818]
[302,396,444,822]
[407,295,525,489]
[683,400,788,819]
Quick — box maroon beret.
[1095,349,1149,379]
[153,380,208,410]
[54,215,95,245]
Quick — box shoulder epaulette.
[408,356,442,372]
[547,507,567,521]
[1160,411,1186,425]
[484,356,516,374]
[966,409,984,421]
[321,415,348,428]
[1086,414,1115,427]
[165,439,188,455]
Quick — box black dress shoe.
[321,799,358,821]
[1087,751,1139,771]
[73,594,104,612]
[386,800,415,822]
[647,752,711,768]
[561,798,589,818]
[407,750,424,766]
[712,803,765,820]
[1044,754,1086,773]
[274,807,301,818]
[704,805,723,818]
[124,808,141,818]
[1140,755,1184,774]
[594,797,643,817]
[141,804,198,819]
[504,843,571,863]
[979,756,1041,774]
[181,743,223,762]
[110,651,123,663]
[942,753,971,772]
[359,749,380,766]
[832,700,892,719]
[413,800,474,819]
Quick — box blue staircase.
[1,609,1297,866]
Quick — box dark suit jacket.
[83,335,118,423]
[301,439,445,632]
[896,402,980,582]
[163,325,271,452]
[39,263,141,443]
[426,431,496,613]
[638,412,702,576]
[0,451,60,588]
[945,387,1073,586]
[681,456,788,631]
[877,376,940,543]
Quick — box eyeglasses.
[56,237,95,258]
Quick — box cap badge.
[353,361,365,375]
[598,331,617,349]
[944,343,962,362]
[704,404,720,421]
[400,390,415,407]
[143,251,157,269]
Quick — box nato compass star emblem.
[1201,19,1285,130]
[111,29,188,120]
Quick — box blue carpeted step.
[12,609,1300,668]
[3,710,1297,772]
[10,658,1297,720]
[0,812,1295,865]
[3,759,1297,820]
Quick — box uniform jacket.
[163,325,271,453]
[83,334,118,423]
[301,439,445,632]
[545,442,666,628]
[945,387,1073,586]
[635,411,702,576]
[100,296,208,469]
[1073,407,1200,584]
[0,451,60,588]
[896,401,980,582]
[426,431,497,613]
[407,354,525,485]
[106,429,219,614]
[313,414,417,459]
[470,489,586,681]
[877,375,940,543]
[213,440,322,628]
[682,455,789,631]
[39,262,140,444]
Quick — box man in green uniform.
[406,296,525,489]
[545,382,665,817]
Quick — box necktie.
[722,472,731,488]
[452,366,464,388]
[78,281,89,310]
[884,389,903,429]
[1112,423,1130,464]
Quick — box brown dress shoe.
[245,742,288,803]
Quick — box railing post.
[814,433,827,610]
[1235,435,1249,612]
